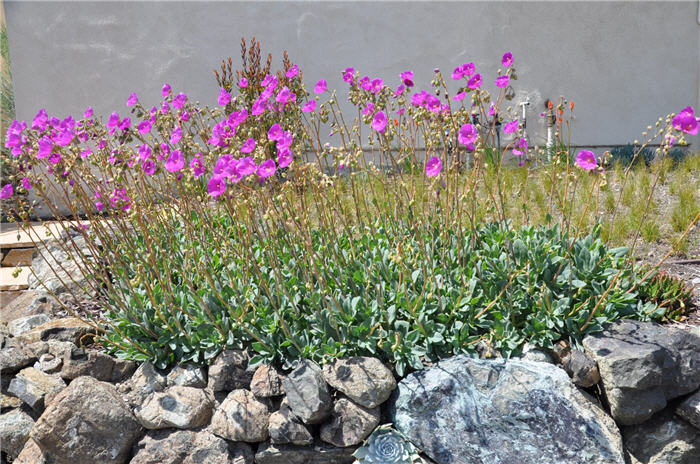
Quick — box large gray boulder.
[268,399,313,445]
[209,389,270,442]
[30,376,143,464]
[282,360,332,424]
[8,367,66,412]
[622,409,700,464]
[319,398,380,447]
[391,356,625,464]
[322,356,396,408]
[0,408,35,460]
[583,319,700,425]
[130,429,253,464]
[207,350,252,392]
[135,386,213,429]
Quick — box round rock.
[322,356,396,408]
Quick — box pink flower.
[21,177,32,190]
[277,131,293,150]
[400,70,414,87]
[172,93,187,109]
[48,152,62,165]
[453,91,466,101]
[190,153,205,178]
[458,123,478,145]
[495,75,509,88]
[425,156,442,177]
[0,184,13,199]
[138,144,152,160]
[237,157,256,176]
[286,64,299,78]
[488,103,496,117]
[467,73,482,90]
[342,67,354,84]
[302,100,316,113]
[252,98,266,116]
[95,201,104,211]
[277,147,293,168]
[451,66,464,80]
[241,138,256,154]
[162,83,171,97]
[218,87,231,106]
[84,107,93,119]
[161,101,170,114]
[504,120,518,134]
[276,86,294,105]
[358,76,371,91]
[257,159,276,178]
[314,79,327,94]
[502,52,513,67]
[239,77,248,88]
[395,84,405,97]
[179,111,189,122]
[37,136,53,158]
[371,78,384,94]
[460,62,475,77]
[411,91,428,107]
[170,126,182,145]
[513,138,528,156]
[165,150,185,172]
[371,111,387,133]
[107,112,120,129]
[207,175,226,197]
[268,124,283,141]
[127,92,138,107]
[142,159,156,175]
[672,106,698,135]
[362,103,375,116]
[32,109,48,131]
[575,150,597,170]
[425,96,441,113]
[138,120,153,134]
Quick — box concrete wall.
[5,0,700,149]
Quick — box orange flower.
[393,118,399,127]
[569,101,575,111]
[547,100,553,110]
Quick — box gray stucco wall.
[5,0,700,149]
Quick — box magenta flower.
[412,91,428,107]
[118,117,131,131]
[190,153,205,178]
[451,66,464,80]
[107,112,120,129]
[371,111,388,133]
[252,98,266,116]
[55,129,74,146]
[400,70,414,87]
[127,92,138,107]
[342,67,355,84]
[277,131,294,150]
[214,155,232,176]
[142,159,156,175]
[165,149,185,172]
[502,52,513,67]
[241,138,256,154]
[138,120,153,134]
[453,91,466,102]
[179,110,189,122]
[371,78,384,94]
[268,123,283,141]
[239,77,248,88]
[286,64,299,78]
[302,100,316,113]
[458,123,478,145]
[513,138,528,156]
[218,87,231,106]
[425,156,442,177]
[275,86,292,105]
[495,75,510,88]
[277,147,293,168]
[161,100,170,114]
[358,76,371,91]
[395,84,405,97]
[21,177,32,190]
[314,79,327,94]
[672,106,698,135]
[467,73,482,90]
[37,136,53,158]
[207,175,226,197]
[95,201,104,211]
[575,150,597,170]
[237,157,256,176]
[138,144,152,160]
[172,93,187,109]
[257,159,277,178]
[0,184,13,199]
[504,120,518,134]
[170,126,182,145]
[425,96,441,114]
[162,83,171,97]
[362,102,375,116]
[461,62,475,77]
[48,152,61,165]
[84,107,93,119]
[32,109,48,131]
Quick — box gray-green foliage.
[101,210,663,375]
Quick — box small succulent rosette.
[353,424,421,464]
